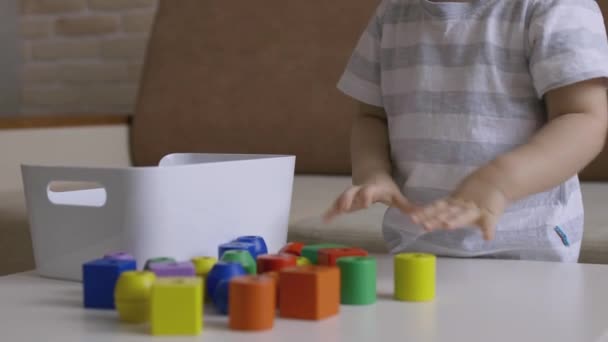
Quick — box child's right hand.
[323,175,415,222]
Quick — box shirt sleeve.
[337,1,387,107]
[528,0,608,98]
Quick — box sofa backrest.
[131,0,608,180]
[130,0,380,174]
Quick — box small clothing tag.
[554,226,570,247]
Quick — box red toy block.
[229,275,276,331]
[279,242,305,256]
[279,265,340,320]
[257,254,297,274]
[317,247,368,266]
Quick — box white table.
[1,256,608,342]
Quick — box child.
[324,0,608,262]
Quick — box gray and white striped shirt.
[338,0,608,262]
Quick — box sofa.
[2,0,608,275]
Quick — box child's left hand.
[409,175,509,240]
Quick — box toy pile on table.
[82,236,436,336]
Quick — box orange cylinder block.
[229,275,276,331]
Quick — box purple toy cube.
[103,252,135,262]
[149,261,196,277]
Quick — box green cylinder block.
[337,256,377,305]
[220,250,257,275]
[301,243,345,264]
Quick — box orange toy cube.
[279,266,340,320]
[317,248,368,266]
[229,275,276,331]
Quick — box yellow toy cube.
[150,277,203,335]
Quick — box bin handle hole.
[47,181,107,207]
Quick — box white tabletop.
[1,256,608,342]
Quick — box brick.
[88,0,156,11]
[77,84,139,106]
[22,86,80,106]
[121,11,155,33]
[21,0,85,14]
[20,19,53,39]
[127,63,143,81]
[22,64,61,83]
[22,44,30,61]
[59,63,129,82]
[31,40,99,60]
[55,15,118,36]
[101,37,148,59]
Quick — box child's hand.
[409,175,509,240]
[323,174,415,222]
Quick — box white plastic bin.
[21,153,295,281]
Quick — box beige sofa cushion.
[2,176,606,276]
[289,177,608,263]
[0,190,34,276]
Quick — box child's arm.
[324,102,413,221]
[351,102,392,185]
[412,79,608,239]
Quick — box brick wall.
[19,0,158,115]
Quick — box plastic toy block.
[336,256,376,305]
[213,278,231,315]
[279,241,305,256]
[206,261,247,299]
[144,257,176,270]
[83,258,137,309]
[235,236,268,258]
[218,241,256,260]
[114,271,156,323]
[263,271,280,307]
[104,252,135,261]
[279,265,340,320]
[149,261,196,277]
[191,256,217,277]
[150,277,203,336]
[296,256,311,266]
[301,243,345,264]
[257,254,297,274]
[229,275,276,331]
[318,247,368,266]
[220,250,257,274]
[394,253,436,302]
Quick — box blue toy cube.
[218,241,256,260]
[83,258,137,309]
[235,236,268,258]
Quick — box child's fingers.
[436,205,465,227]
[480,214,497,240]
[390,193,416,214]
[322,202,341,222]
[443,207,481,230]
[358,185,376,209]
[337,186,361,212]
[482,227,495,241]
[322,187,360,222]
[411,200,448,225]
